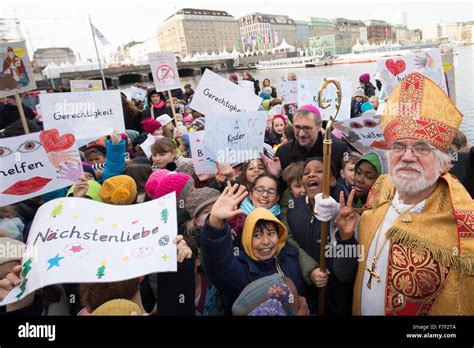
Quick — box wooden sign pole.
[14,93,30,134]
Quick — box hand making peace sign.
[336,189,357,241]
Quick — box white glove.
[314,193,339,222]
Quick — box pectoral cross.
[365,260,381,289]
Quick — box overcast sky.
[2,0,473,60]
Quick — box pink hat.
[359,73,370,83]
[145,169,194,200]
[272,114,287,126]
[141,118,162,134]
[183,115,194,123]
[298,104,321,116]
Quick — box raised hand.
[174,235,193,263]
[336,189,357,241]
[215,161,235,184]
[72,176,90,198]
[209,182,248,229]
[261,154,281,177]
[0,264,21,301]
[110,130,122,145]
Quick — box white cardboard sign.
[0,193,178,305]
[188,131,216,175]
[148,52,181,92]
[278,80,298,104]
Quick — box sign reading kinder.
[0,129,82,207]
[0,193,178,306]
[190,69,262,116]
[40,90,125,141]
[148,52,181,92]
[204,111,267,164]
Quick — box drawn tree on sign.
[16,257,33,299]
[160,208,169,224]
[96,262,106,279]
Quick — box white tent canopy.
[272,39,296,53]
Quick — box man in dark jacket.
[275,105,349,181]
[0,96,36,130]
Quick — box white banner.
[188,131,216,175]
[40,90,125,141]
[298,79,352,121]
[148,52,181,92]
[190,69,262,116]
[0,129,82,207]
[0,193,178,305]
[70,80,103,92]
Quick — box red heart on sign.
[385,59,406,76]
[40,129,76,153]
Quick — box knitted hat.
[272,114,287,126]
[361,101,374,113]
[241,208,288,261]
[359,73,370,83]
[68,180,103,202]
[232,273,290,316]
[156,114,172,126]
[298,104,321,117]
[141,118,162,134]
[259,91,271,100]
[99,175,137,205]
[125,130,140,144]
[248,283,292,316]
[0,238,25,265]
[175,157,195,177]
[82,162,97,180]
[229,74,238,83]
[145,170,194,200]
[184,187,221,218]
[92,299,143,316]
[353,88,366,99]
[183,115,194,123]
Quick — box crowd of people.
[0,69,473,316]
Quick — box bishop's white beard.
[390,161,440,195]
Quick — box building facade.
[364,20,394,43]
[158,8,240,55]
[33,47,76,67]
[239,13,297,50]
[309,17,335,38]
[333,18,367,45]
[294,20,310,48]
[309,33,352,57]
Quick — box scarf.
[239,197,281,216]
[152,100,165,109]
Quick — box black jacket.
[361,82,376,98]
[141,105,173,120]
[0,104,36,130]
[450,147,474,198]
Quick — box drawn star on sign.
[160,255,169,262]
[47,254,65,270]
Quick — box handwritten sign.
[333,113,387,154]
[70,80,103,92]
[278,80,298,104]
[238,80,255,94]
[0,193,178,305]
[0,129,82,207]
[298,79,352,121]
[148,52,181,92]
[188,131,216,175]
[190,69,262,117]
[130,86,147,101]
[0,41,36,98]
[204,111,267,164]
[377,48,447,97]
[40,90,125,141]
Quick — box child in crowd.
[0,206,25,241]
[200,182,306,311]
[337,152,362,197]
[150,137,194,176]
[352,152,382,208]
[265,115,287,148]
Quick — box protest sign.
[70,80,103,92]
[441,52,456,103]
[0,129,82,207]
[333,113,388,154]
[40,90,125,141]
[139,134,156,159]
[238,80,255,94]
[130,86,147,101]
[0,193,178,305]
[377,48,447,97]
[298,79,352,121]
[148,52,181,92]
[204,111,267,164]
[188,131,216,175]
[190,69,262,116]
[0,41,36,98]
[278,80,298,104]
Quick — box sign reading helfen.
[40,90,125,141]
